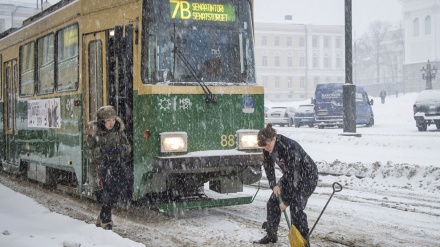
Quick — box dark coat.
[85,117,132,204]
[85,117,131,179]
[263,134,318,205]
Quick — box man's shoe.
[253,234,278,244]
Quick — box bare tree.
[365,20,392,84]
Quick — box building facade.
[400,0,439,91]
[254,18,346,102]
[0,1,36,33]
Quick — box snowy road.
[2,169,439,247]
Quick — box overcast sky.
[12,0,403,37]
[254,0,403,37]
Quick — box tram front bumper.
[147,151,263,194]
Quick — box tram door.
[82,31,108,186]
[84,32,107,124]
[82,26,134,198]
[3,59,18,166]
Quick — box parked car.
[264,107,296,127]
[413,89,440,131]
[294,104,315,128]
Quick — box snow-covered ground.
[1,92,440,247]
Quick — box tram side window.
[19,42,35,96]
[5,62,17,131]
[37,33,55,95]
[57,24,78,92]
[6,66,13,130]
[0,54,2,99]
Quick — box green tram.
[0,0,264,210]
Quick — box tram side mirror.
[370,99,374,105]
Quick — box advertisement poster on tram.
[27,98,61,128]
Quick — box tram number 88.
[220,134,235,147]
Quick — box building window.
[300,54,305,67]
[336,54,342,68]
[287,56,293,67]
[413,18,419,37]
[275,56,280,67]
[313,53,318,68]
[425,16,431,35]
[262,51,268,66]
[275,77,280,88]
[324,36,330,48]
[299,37,305,47]
[262,36,267,45]
[312,36,318,48]
[263,76,268,87]
[300,77,305,88]
[275,37,279,46]
[262,56,267,66]
[335,37,341,48]
[288,77,293,88]
[287,37,292,46]
[324,54,330,68]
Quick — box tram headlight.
[160,132,187,153]
[237,130,260,150]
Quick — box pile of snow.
[317,160,440,193]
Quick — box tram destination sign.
[170,0,236,22]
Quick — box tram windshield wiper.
[173,45,217,103]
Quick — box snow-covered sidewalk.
[0,182,145,247]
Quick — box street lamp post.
[421,60,437,90]
[343,0,357,135]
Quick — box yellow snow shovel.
[278,197,307,247]
[279,182,343,247]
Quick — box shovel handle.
[278,196,291,229]
[308,182,343,238]
[333,182,343,192]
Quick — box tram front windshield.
[142,0,256,84]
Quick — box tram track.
[250,170,440,218]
